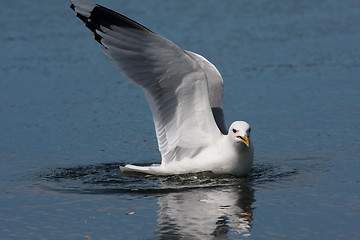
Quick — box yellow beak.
[237,134,250,147]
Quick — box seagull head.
[228,121,252,147]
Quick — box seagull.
[70,0,254,176]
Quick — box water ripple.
[34,161,300,195]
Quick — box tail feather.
[120,164,164,175]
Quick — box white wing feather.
[70,0,224,163]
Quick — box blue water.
[1,0,359,239]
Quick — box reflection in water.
[156,185,255,239]
[36,162,300,238]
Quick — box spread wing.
[70,0,224,163]
[185,51,227,134]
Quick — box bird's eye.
[248,128,251,133]
[232,129,238,133]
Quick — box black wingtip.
[90,4,153,33]
[70,1,152,49]
[76,12,88,23]
[93,33,106,48]
[70,1,152,33]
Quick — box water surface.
[1,0,359,239]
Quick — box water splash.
[35,161,299,195]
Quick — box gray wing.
[70,0,223,163]
[185,51,227,134]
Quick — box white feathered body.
[121,134,254,176]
